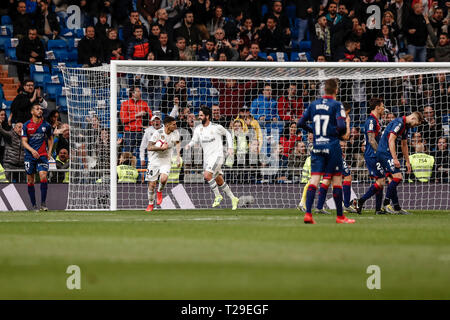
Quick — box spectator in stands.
[263,1,291,45]
[123,11,149,43]
[211,78,257,117]
[293,0,314,43]
[161,78,187,116]
[348,126,364,168]
[213,28,239,61]
[334,39,357,61]
[16,27,46,83]
[235,106,263,153]
[288,140,308,169]
[250,84,280,127]
[9,80,47,125]
[189,0,212,40]
[119,86,152,153]
[432,137,449,183]
[54,123,69,155]
[427,25,450,61]
[327,2,353,58]
[420,105,444,151]
[104,28,124,62]
[83,55,102,68]
[155,7,183,42]
[0,120,24,183]
[309,14,332,61]
[12,1,32,39]
[198,39,216,61]
[211,104,229,128]
[148,23,161,45]
[153,31,179,60]
[372,34,396,62]
[46,110,61,132]
[78,26,104,65]
[175,10,202,47]
[33,0,60,41]
[381,24,399,60]
[52,148,69,183]
[0,109,11,164]
[223,10,244,49]
[126,25,151,60]
[238,45,250,61]
[239,17,260,48]
[406,3,428,61]
[277,83,304,122]
[245,42,273,61]
[411,131,426,152]
[230,119,251,182]
[207,5,226,38]
[279,122,302,166]
[95,12,110,44]
[175,37,195,61]
[258,16,285,54]
[137,0,162,32]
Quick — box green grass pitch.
[0,209,449,299]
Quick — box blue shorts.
[377,153,400,176]
[365,156,384,179]
[24,156,49,175]
[324,158,350,180]
[311,144,343,176]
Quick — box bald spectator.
[12,1,32,39]
[78,26,104,65]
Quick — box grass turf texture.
[0,209,449,299]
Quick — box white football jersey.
[148,128,180,166]
[188,122,232,161]
[139,125,164,164]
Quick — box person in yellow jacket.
[408,146,435,183]
[168,155,183,184]
[0,163,9,183]
[117,152,139,183]
[235,106,263,152]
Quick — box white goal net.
[61,62,450,211]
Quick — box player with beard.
[22,104,53,211]
[185,107,240,210]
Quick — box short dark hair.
[369,97,383,111]
[200,106,211,119]
[324,78,338,95]
[163,115,176,125]
[133,25,144,32]
[343,103,351,112]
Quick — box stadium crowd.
[0,0,449,185]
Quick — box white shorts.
[145,163,171,182]
[204,156,223,177]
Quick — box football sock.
[361,183,381,203]
[301,183,309,204]
[157,181,166,192]
[343,181,351,207]
[375,187,383,211]
[148,189,155,204]
[219,182,235,199]
[27,183,36,207]
[316,183,328,210]
[208,179,221,197]
[305,184,317,214]
[333,186,343,217]
[386,178,401,208]
[40,179,48,204]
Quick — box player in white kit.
[145,116,181,212]
[185,107,239,210]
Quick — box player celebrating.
[355,98,387,215]
[374,112,424,214]
[145,116,181,212]
[22,104,53,211]
[298,78,355,224]
[185,107,239,210]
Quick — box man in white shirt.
[145,116,181,212]
[185,107,239,210]
[140,114,163,168]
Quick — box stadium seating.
[4,40,17,60]
[269,52,289,62]
[45,82,63,100]
[56,95,68,112]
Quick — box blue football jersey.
[22,119,53,159]
[300,96,346,149]
[377,116,408,156]
[364,113,381,159]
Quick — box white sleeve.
[188,127,199,147]
[217,125,232,149]
[139,131,150,163]
[169,104,179,118]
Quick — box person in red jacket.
[120,87,152,154]
[277,83,304,122]
[211,78,257,117]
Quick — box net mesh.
[61,63,450,210]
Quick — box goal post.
[61,61,450,211]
